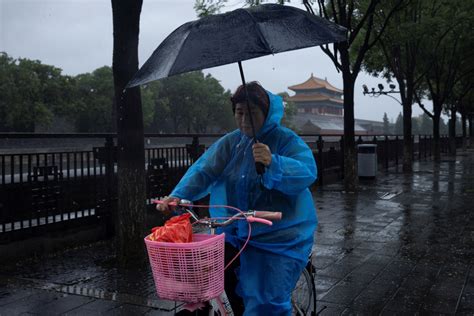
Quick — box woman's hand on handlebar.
[156,196,181,215]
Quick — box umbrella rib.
[241,9,274,54]
[167,29,195,76]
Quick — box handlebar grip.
[246,216,273,226]
[152,200,177,206]
[151,199,191,207]
[253,211,282,221]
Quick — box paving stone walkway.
[1,149,473,315]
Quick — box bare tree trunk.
[402,103,413,172]
[448,107,457,155]
[400,77,413,172]
[461,112,467,138]
[341,51,357,192]
[461,111,467,138]
[469,114,473,147]
[111,0,146,265]
[470,115,473,137]
[433,106,441,162]
[461,110,467,149]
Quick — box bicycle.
[146,199,318,315]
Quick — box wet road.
[1,149,473,315]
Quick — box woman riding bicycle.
[158,82,318,316]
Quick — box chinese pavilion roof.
[286,94,343,104]
[288,73,343,93]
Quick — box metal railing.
[0,133,464,243]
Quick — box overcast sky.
[0,0,428,122]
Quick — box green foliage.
[194,0,289,16]
[74,66,115,132]
[278,92,298,132]
[74,66,157,133]
[0,53,112,132]
[408,113,451,136]
[0,52,77,132]
[418,113,432,135]
[411,117,420,135]
[194,0,227,17]
[418,1,474,117]
[382,112,390,134]
[394,112,403,135]
[0,53,232,133]
[145,71,234,133]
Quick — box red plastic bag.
[148,213,193,243]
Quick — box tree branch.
[414,91,434,118]
[349,0,380,45]
[316,0,330,20]
[347,0,354,31]
[367,0,405,51]
[352,12,374,77]
[330,0,339,25]
[303,0,315,14]
[320,44,342,71]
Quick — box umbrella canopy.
[127,4,346,88]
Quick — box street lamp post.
[362,83,402,105]
[362,82,414,172]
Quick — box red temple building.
[286,74,383,135]
[287,73,344,116]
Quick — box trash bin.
[357,144,377,178]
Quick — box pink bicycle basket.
[144,233,225,303]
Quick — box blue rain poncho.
[171,91,318,315]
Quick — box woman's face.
[234,103,266,137]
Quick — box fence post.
[423,135,428,160]
[384,135,389,169]
[317,135,324,186]
[395,136,399,165]
[428,135,433,158]
[104,136,115,237]
[418,135,422,161]
[340,135,344,179]
[190,136,200,162]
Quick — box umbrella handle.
[238,61,266,175]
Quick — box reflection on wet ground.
[1,150,473,315]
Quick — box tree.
[382,112,390,134]
[0,53,76,132]
[363,0,430,172]
[411,117,420,135]
[74,66,155,133]
[414,1,474,161]
[459,89,474,140]
[444,29,474,152]
[144,71,234,133]
[419,113,432,135]
[394,112,403,135]
[278,92,299,132]
[111,0,146,264]
[74,67,115,132]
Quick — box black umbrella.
[128,4,345,87]
[127,4,346,173]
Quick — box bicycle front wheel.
[291,267,314,315]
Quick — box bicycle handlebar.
[252,210,282,221]
[152,199,282,226]
[246,216,273,226]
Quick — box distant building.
[287,73,344,116]
[286,74,383,135]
